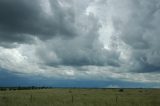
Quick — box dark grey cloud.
[0,0,77,45]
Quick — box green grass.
[0,88,160,106]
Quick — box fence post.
[71,95,74,103]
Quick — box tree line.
[0,86,52,91]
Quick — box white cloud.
[106,85,119,88]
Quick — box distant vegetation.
[0,88,160,106]
[0,86,51,91]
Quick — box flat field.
[0,88,160,106]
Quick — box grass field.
[0,88,160,106]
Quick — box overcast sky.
[0,0,160,88]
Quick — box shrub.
[119,89,124,92]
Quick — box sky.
[0,0,160,88]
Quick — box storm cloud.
[0,0,78,44]
[0,0,160,86]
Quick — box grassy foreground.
[0,88,160,106]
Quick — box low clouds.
[0,0,160,85]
